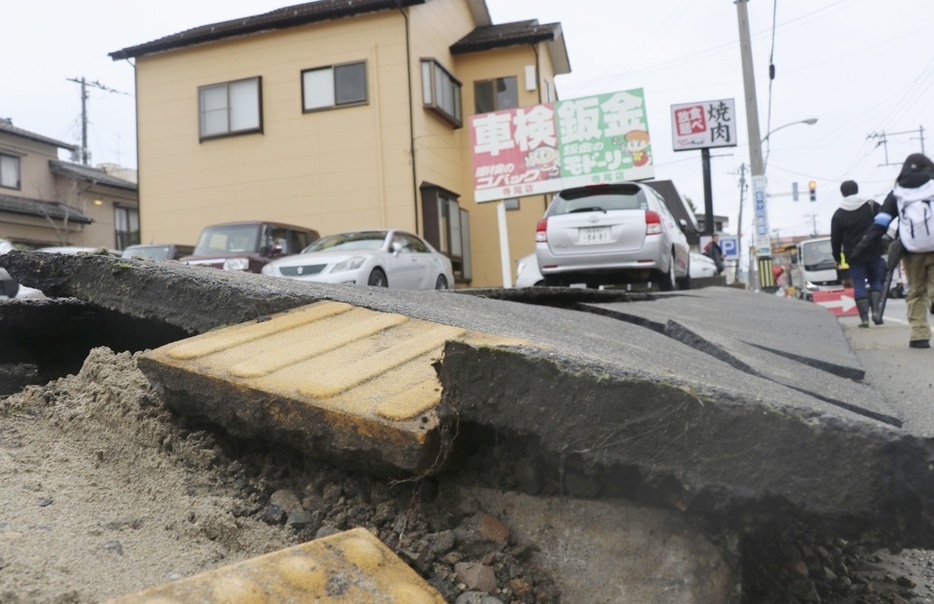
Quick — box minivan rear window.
[548,189,647,216]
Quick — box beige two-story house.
[0,118,139,250]
[109,0,569,286]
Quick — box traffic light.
[808,180,817,202]
[792,182,799,201]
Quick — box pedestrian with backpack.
[830,180,886,328]
[850,153,934,348]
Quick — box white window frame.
[302,61,368,112]
[0,153,21,190]
[474,76,519,114]
[420,59,462,128]
[198,77,262,140]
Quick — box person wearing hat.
[850,153,934,347]
[831,180,885,327]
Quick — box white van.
[791,236,842,301]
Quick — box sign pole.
[702,148,714,235]
[498,201,513,288]
[735,0,773,290]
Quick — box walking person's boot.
[856,297,870,328]
[869,290,884,325]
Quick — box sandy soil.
[0,348,559,604]
[0,349,296,602]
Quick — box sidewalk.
[840,306,934,435]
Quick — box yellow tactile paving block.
[102,527,445,603]
[140,301,533,473]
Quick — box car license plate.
[579,226,610,244]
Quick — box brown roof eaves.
[0,120,77,151]
[0,193,93,225]
[49,161,138,192]
[450,20,571,75]
[109,0,427,61]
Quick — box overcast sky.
[3,0,932,244]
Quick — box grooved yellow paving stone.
[102,527,446,603]
[139,301,535,474]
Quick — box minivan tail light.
[645,210,663,235]
[536,218,548,242]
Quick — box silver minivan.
[535,182,691,290]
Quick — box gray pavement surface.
[839,298,934,436]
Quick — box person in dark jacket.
[831,180,885,327]
[850,153,934,348]
[704,233,725,274]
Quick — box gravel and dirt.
[2,346,934,603]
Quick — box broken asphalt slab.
[576,290,899,427]
[4,250,934,548]
[583,288,865,380]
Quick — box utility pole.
[867,126,927,167]
[735,162,748,285]
[735,0,772,290]
[804,213,819,236]
[66,77,127,166]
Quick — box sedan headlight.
[261,264,277,276]
[330,256,367,273]
[223,257,250,271]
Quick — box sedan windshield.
[194,225,261,255]
[302,231,388,253]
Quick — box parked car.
[181,221,320,273]
[0,239,43,299]
[516,250,715,288]
[36,246,119,255]
[535,182,691,290]
[515,253,545,287]
[689,251,718,279]
[262,229,454,290]
[122,243,194,261]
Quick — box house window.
[114,206,140,250]
[475,76,518,114]
[421,184,471,282]
[0,153,20,189]
[198,77,262,140]
[420,59,462,127]
[302,61,367,112]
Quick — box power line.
[867,127,927,167]
[66,77,129,165]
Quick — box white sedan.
[262,229,454,290]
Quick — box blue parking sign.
[720,236,739,259]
